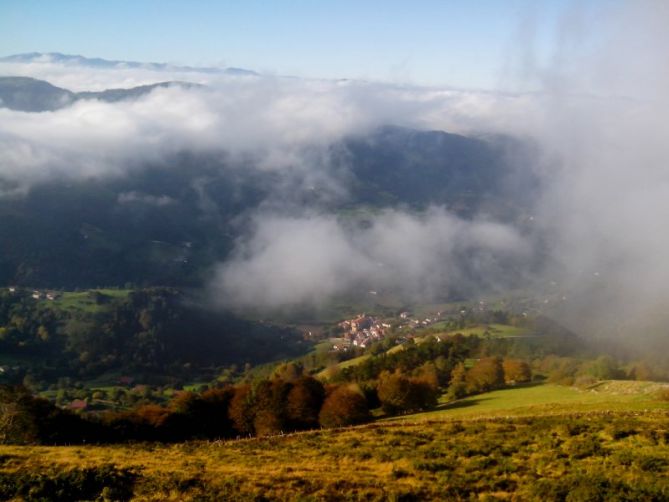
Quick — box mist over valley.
[1,3,669,500]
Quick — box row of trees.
[0,375,375,445]
[1,358,446,444]
[331,334,482,384]
[448,357,532,399]
[538,355,669,386]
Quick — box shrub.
[0,465,136,501]
[656,387,669,401]
[573,374,598,388]
[584,355,624,380]
[628,362,655,381]
[565,435,607,459]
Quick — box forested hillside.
[0,80,537,290]
[0,287,304,383]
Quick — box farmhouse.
[69,399,88,411]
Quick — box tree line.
[0,374,372,445]
[0,352,535,445]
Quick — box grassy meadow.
[385,381,669,421]
[43,289,132,314]
[1,382,668,500]
[421,323,531,339]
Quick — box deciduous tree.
[466,357,504,393]
[319,385,370,428]
[286,376,325,430]
[502,359,531,384]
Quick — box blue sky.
[0,0,613,89]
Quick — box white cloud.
[2,0,669,348]
[0,68,532,188]
[117,191,175,206]
[213,208,529,310]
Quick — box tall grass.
[1,407,667,500]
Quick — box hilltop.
[0,52,258,76]
[0,76,200,112]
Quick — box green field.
[394,324,532,353]
[338,354,371,369]
[424,323,532,338]
[316,354,370,377]
[385,381,669,422]
[44,289,132,313]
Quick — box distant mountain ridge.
[0,76,201,112]
[0,52,258,76]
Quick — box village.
[334,315,391,350]
[332,309,451,352]
[328,298,522,353]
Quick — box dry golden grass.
[1,407,668,500]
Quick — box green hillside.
[0,287,307,385]
[385,381,669,422]
[317,321,535,378]
[0,119,535,290]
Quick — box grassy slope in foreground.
[1,411,667,500]
[1,383,668,500]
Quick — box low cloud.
[0,82,337,181]
[117,191,175,206]
[2,2,669,351]
[497,0,669,348]
[0,57,535,190]
[213,208,529,310]
[210,0,669,351]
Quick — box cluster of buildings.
[398,311,444,329]
[331,309,451,352]
[30,289,60,301]
[336,314,391,349]
[6,287,60,301]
